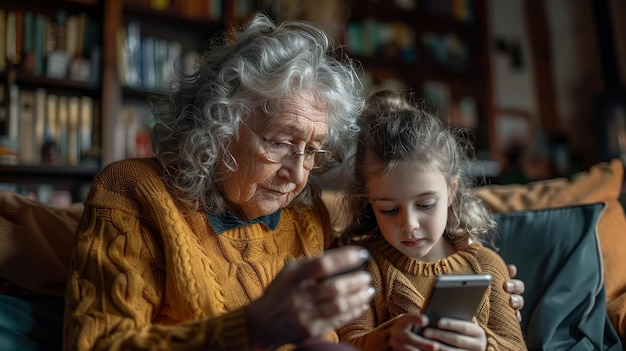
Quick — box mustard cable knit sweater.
[337,238,527,351]
[63,158,334,351]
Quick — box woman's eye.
[304,145,321,154]
[268,140,292,148]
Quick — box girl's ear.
[448,176,459,206]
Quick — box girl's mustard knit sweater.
[338,238,527,350]
[63,158,334,351]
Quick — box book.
[17,89,36,164]
[79,96,93,163]
[34,88,46,163]
[14,10,23,66]
[43,94,59,164]
[75,13,87,58]
[6,11,17,65]
[122,21,142,87]
[141,36,157,90]
[33,14,47,76]
[65,14,78,59]
[21,11,35,74]
[8,85,19,142]
[47,11,70,79]
[57,96,69,164]
[67,96,80,165]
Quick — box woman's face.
[221,93,329,220]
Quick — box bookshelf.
[0,0,253,204]
[344,0,494,155]
[0,0,102,204]
[254,0,494,155]
[1,0,495,204]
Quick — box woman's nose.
[278,155,307,184]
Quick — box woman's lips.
[262,186,291,197]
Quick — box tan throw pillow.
[473,159,626,340]
[0,191,83,296]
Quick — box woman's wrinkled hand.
[246,246,374,349]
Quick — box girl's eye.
[416,201,436,210]
[379,208,398,215]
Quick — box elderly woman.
[62,13,523,351]
[63,13,371,351]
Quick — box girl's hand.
[420,317,487,351]
[388,315,486,351]
[246,246,374,349]
[388,314,431,351]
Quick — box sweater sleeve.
[476,247,527,351]
[337,257,395,350]
[63,203,251,351]
[63,158,256,351]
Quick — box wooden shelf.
[0,164,99,178]
[1,0,494,201]
[345,0,493,154]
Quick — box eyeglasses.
[242,121,333,170]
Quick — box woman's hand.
[246,246,374,349]
[504,264,525,322]
[389,315,486,351]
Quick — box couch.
[1,159,626,350]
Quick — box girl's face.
[220,93,329,220]
[367,162,456,262]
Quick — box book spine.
[56,96,69,164]
[67,96,80,165]
[6,11,17,65]
[17,90,36,164]
[43,94,59,164]
[8,85,19,141]
[34,88,46,163]
[79,96,93,163]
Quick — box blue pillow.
[0,293,64,351]
[487,203,622,350]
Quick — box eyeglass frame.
[241,120,334,170]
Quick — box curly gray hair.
[150,12,364,213]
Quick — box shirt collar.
[207,209,282,234]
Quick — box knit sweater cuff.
[212,307,250,350]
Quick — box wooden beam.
[101,0,122,166]
[523,0,558,138]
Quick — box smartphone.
[321,253,371,281]
[412,274,492,334]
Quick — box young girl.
[336,90,526,350]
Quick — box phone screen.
[413,274,492,334]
